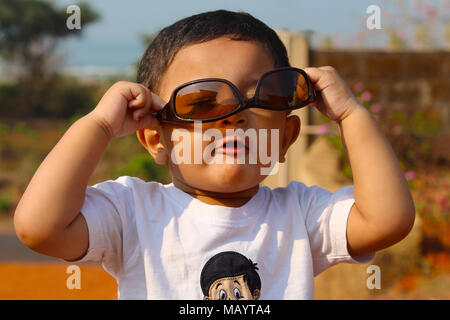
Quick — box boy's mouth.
[214,136,248,156]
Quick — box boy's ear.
[279,115,301,163]
[136,127,169,165]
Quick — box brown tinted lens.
[175,81,239,120]
[258,70,310,108]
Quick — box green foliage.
[319,84,446,183]
[113,153,170,183]
[0,122,9,136]
[325,134,353,180]
[0,195,12,215]
[0,0,99,60]
[0,0,100,119]
[0,81,20,114]
[0,75,102,118]
[43,76,102,118]
[13,121,36,137]
[321,35,334,50]
[387,27,408,50]
[380,106,443,171]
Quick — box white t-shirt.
[73,176,374,299]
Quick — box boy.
[14,10,415,299]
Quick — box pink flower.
[361,90,372,102]
[353,82,364,92]
[433,194,447,209]
[405,170,416,180]
[422,3,437,18]
[371,103,382,113]
[316,124,330,136]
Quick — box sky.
[52,0,445,75]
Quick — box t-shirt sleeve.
[294,182,375,276]
[66,179,130,276]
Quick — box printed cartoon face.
[200,251,261,300]
[205,274,260,300]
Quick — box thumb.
[151,93,166,111]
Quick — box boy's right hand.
[88,81,165,140]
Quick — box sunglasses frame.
[151,66,316,124]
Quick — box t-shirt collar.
[162,183,267,226]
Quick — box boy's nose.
[217,110,248,129]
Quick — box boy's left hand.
[304,66,362,123]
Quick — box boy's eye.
[219,289,227,300]
[234,287,241,299]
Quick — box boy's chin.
[202,163,263,191]
[172,163,266,193]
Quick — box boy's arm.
[14,82,163,260]
[14,116,110,260]
[305,67,415,257]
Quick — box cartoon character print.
[200,251,261,300]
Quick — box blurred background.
[0,0,448,299]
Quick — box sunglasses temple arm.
[151,110,163,121]
[312,88,317,101]
[151,101,172,121]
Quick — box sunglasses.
[151,66,316,124]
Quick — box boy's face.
[138,37,300,194]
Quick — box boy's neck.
[172,177,259,208]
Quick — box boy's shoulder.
[92,175,163,189]
[268,180,325,199]
[267,180,354,212]
[89,175,167,200]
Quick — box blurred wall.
[311,50,450,134]
[266,32,449,192]
[269,31,440,299]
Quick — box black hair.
[200,251,261,297]
[137,9,290,94]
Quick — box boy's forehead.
[158,37,275,99]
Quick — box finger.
[304,67,323,83]
[132,89,165,121]
[150,93,166,111]
[304,67,332,91]
[131,86,151,120]
[310,94,326,113]
[135,111,161,131]
[126,85,146,112]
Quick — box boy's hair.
[200,251,261,296]
[137,10,290,94]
